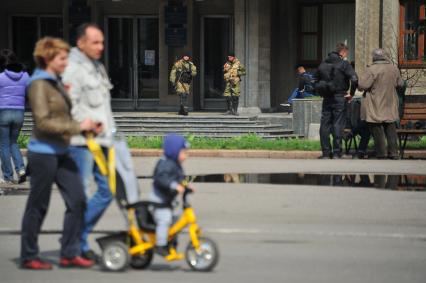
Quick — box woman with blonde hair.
[20,37,99,270]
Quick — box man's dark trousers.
[368,122,398,158]
[320,93,347,157]
[354,120,371,154]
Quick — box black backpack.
[347,98,362,130]
[315,62,337,97]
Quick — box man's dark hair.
[335,43,349,53]
[75,23,102,42]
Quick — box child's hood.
[163,134,189,162]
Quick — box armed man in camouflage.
[169,52,197,116]
[223,53,246,116]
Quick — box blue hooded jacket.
[26,68,58,86]
[150,134,189,205]
[163,134,189,162]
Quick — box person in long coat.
[358,48,404,159]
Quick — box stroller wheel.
[130,249,154,269]
[100,241,129,272]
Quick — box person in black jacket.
[282,65,316,106]
[315,43,358,159]
[149,134,192,256]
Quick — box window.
[399,0,426,66]
[299,5,321,63]
[298,3,355,66]
[11,16,63,71]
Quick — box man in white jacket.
[63,23,116,261]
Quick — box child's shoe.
[154,246,170,257]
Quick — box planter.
[292,98,323,137]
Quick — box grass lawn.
[18,134,426,151]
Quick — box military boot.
[232,96,239,116]
[183,106,189,116]
[225,97,233,115]
[179,93,189,116]
[178,104,185,115]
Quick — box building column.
[258,0,271,110]
[234,0,249,111]
[381,0,400,64]
[234,0,271,115]
[355,0,381,74]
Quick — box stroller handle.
[182,187,193,209]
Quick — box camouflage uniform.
[223,58,246,115]
[170,59,197,115]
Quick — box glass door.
[200,16,233,110]
[106,16,159,110]
[136,17,159,102]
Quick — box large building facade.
[0,0,424,112]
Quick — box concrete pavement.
[0,158,425,283]
[133,157,426,176]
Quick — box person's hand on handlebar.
[176,184,185,194]
[80,119,104,136]
[176,183,195,194]
[94,122,104,135]
[186,184,196,193]
[80,118,97,132]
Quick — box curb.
[129,149,426,159]
[20,149,426,159]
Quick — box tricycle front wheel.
[185,236,219,272]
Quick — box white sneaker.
[280,103,291,107]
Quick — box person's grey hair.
[372,48,388,61]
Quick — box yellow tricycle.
[96,176,219,272]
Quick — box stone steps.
[123,133,301,139]
[22,112,295,139]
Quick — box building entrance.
[200,16,233,110]
[105,16,159,110]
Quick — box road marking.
[205,228,426,240]
[1,227,425,241]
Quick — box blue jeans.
[0,109,25,181]
[288,89,314,104]
[69,146,113,252]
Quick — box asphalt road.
[1,158,425,283]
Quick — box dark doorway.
[200,16,233,110]
[105,16,159,110]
